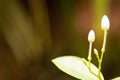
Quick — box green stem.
[82,59,98,78]
[97,31,107,80]
[88,43,92,61]
[98,50,105,80]
[88,60,98,78]
[98,59,102,80]
[101,31,107,52]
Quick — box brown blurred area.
[0,0,120,80]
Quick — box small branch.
[82,59,99,78]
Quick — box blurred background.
[0,0,120,80]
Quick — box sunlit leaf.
[111,77,120,80]
[52,56,104,80]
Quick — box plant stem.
[98,31,107,80]
[82,59,98,78]
[98,59,102,80]
[101,31,107,52]
[88,43,92,61]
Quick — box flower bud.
[94,48,98,56]
[101,15,110,31]
[88,30,95,43]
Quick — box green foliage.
[51,15,120,80]
[52,56,104,80]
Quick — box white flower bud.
[101,15,110,31]
[88,30,95,43]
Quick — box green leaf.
[52,56,104,80]
[111,77,120,80]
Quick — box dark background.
[0,0,120,80]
